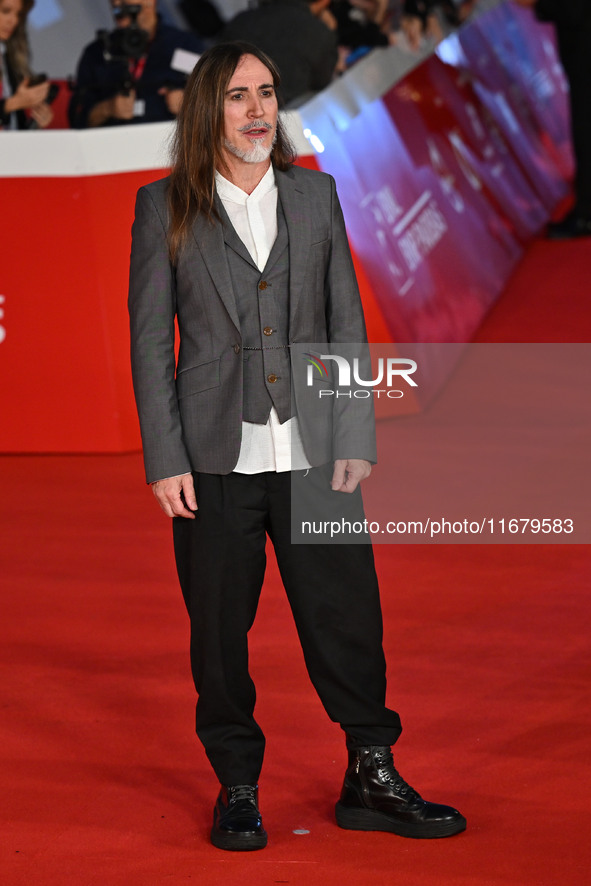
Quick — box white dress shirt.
[215,166,312,473]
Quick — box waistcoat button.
[263,326,273,336]
[258,281,268,290]
[267,374,278,384]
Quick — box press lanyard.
[128,55,147,83]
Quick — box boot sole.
[335,802,467,839]
[210,827,268,851]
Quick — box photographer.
[1,0,53,130]
[69,0,204,129]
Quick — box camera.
[98,4,150,63]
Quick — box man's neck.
[221,157,272,195]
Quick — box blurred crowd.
[2,0,589,237]
[215,0,480,104]
[1,0,480,131]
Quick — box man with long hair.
[129,41,466,851]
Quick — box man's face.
[222,54,279,166]
[110,0,156,29]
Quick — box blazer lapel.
[275,167,314,329]
[191,199,241,332]
[261,199,288,275]
[218,200,258,269]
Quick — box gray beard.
[224,130,277,164]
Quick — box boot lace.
[372,748,420,801]
[228,785,257,804]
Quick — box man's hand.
[111,91,136,120]
[400,15,423,51]
[151,472,197,518]
[331,458,372,494]
[158,87,184,116]
[87,90,136,127]
[5,78,49,112]
[30,102,53,129]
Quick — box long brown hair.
[2,0,34,85]
[167,42,296,264]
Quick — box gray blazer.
[128,164,376,483]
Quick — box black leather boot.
[336,746,466,839]
[211,785,268,851]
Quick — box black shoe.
[211,784,267,851]
[335,746,466,839]
[546,211,591,239]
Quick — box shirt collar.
[215,164,276,206]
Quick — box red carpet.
[473,237,591,343]
[1,235,590,884]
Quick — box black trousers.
[172,467,402,785]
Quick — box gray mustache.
[238,120,273,133]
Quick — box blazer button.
[267,374,278,384]
[258,281,268,290]
[233,344,241,354]
[263,326,273,336]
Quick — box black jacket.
[220,0,338,106]
[535,0,591,29]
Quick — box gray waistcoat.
[222,198,292,424]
